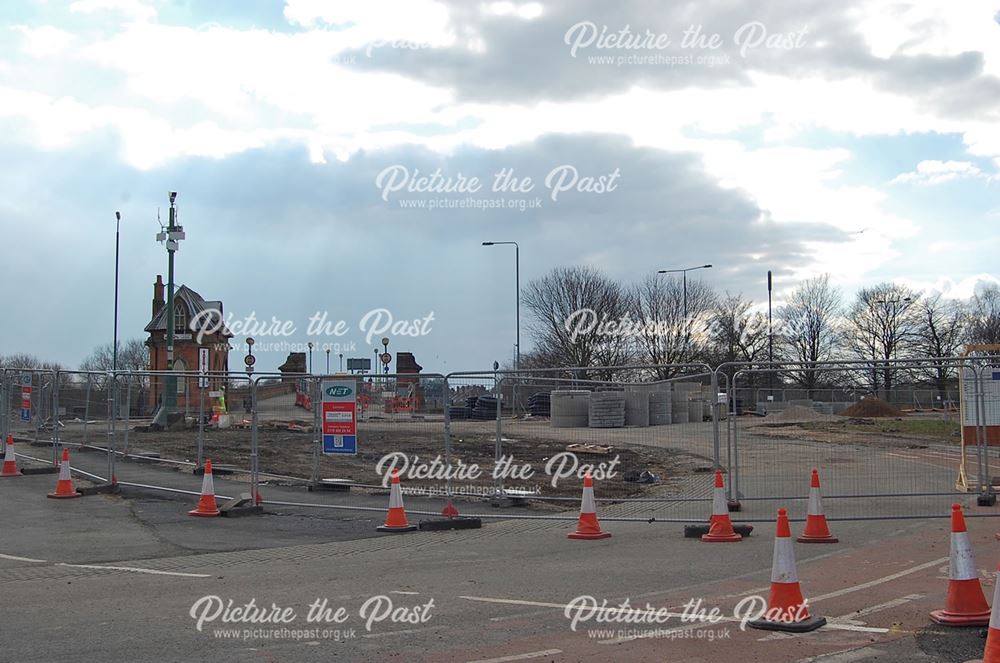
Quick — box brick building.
[145,275,231,410]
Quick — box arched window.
[174,302,188,333]
[173,358,187,395]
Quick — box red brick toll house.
[145,275,232,411]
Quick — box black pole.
[767,269,773,397]
[113,211,121,372]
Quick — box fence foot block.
[78,482,121,496]
[684,524,753,538]
[21,466,60,475]
[419,518,482,531]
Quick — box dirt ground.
[54,418,713,503]
[745,413,962,449]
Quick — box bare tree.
[708,293,769,368]
[776,275,841,397]
[629,273,715,379]
[968,283,1000,346]
[915,294,966,401]
[80,338,149,373]
[522,266,633,378]
[844,283,921,397]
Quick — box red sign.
[21,386,31,408]
[322,401,356,436]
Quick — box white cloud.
[890,160,990,185]
[69,0,156,22]
[12,25,76,57]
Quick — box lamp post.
[483,241,520,414]
[326,348,330,374]
[155,192,184,416]
[481,242,520,371]
[307,342,313,374]
[339,353,344,372]
[657,264,712,349]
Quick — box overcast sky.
[1,0,998,373]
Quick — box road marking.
[390,590,420,595]
[467,650,563,663]
[810,557,948,603]
[57,563,210,578]
[0,553,48,563]
[845,593,924,619]
[362,627,436,639]
[457,596,888,634]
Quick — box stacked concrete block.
[649,390,672,425]
[589,391,626,428]
[551,390,590,428]
[624,391,650,427]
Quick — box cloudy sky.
[1,0,998,373]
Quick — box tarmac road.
[1,446,998,663]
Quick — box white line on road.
[467,650,563,663]
[0,553,48,563]
[390,590,420,595]
[56,563,210,578]
[361,627,437,639]
[457,596,888,634]
[810,557,948,603]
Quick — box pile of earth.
[841,396,904,418]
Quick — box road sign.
[20,384,31,421]
[380,352,391,365]
[198,348,209,388]
[321,379,357,455]
[347,357,371,372]
[244,354,256,367]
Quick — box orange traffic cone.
[377,469,417,532]
[441,496,460,519]
[797,469,838,543]
[188,459,221,517]
[979,563,1000,662]
[1,434,20,477]
[568,471,611,540]
[702,469,741,542]
[749,508,827,632]
[930,504,991,626]
[47,448,82,499]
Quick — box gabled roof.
[145,284,232,337]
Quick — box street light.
[326,348,330,374]
[657,264,712,345]
[339,353,344,372]
[482,242,520,371]
[307,341,313,374]
[154,192,184,418]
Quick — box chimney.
[153,275,165,319]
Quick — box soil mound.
[770,404,827,422]
[841,397,904,418]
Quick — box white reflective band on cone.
[389,484,404,509]
[58,458,71,481]
[581,486,596,514]
[201,471,215,496]
[990,572,1000,629]
[771,537,799,584]
[950,532,978,581]
[712,486,727,515]
[807,487,822,516]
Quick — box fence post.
[494,374,503,498]
[443,375,453,501]
[197,379,205,472]
[106,372,117,482]
[310,377,321,485]
[50,373,60,464]
[710,370,721,470]
[250,377,259,502]
[123,374,132,459]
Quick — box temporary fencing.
[0,355,997,523]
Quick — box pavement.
[2,441,1000,662]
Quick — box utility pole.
[157,192,184,414]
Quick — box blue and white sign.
[321,379,357,455]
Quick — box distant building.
[144,275,231,410]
